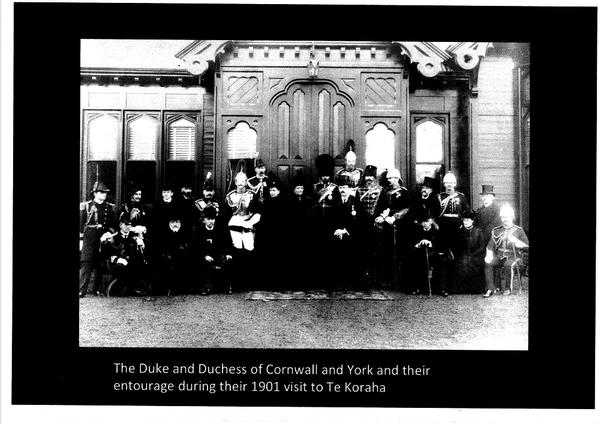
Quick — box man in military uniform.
[373,168,411,288]
[483,205,529,297]
[194,172,220,221]
[357,165,383,284]
[103,215,150,296]
[408,176,440,224]
[475,185,502,247]
[225,170,262,290]
[246,158,270,205]
[313,154,341,283]
[193,206,233,295]
[437,172,470,244]
[118,186,149,244]
[334,140,363,192]
[79,181,117,297]
[436,172,470,296]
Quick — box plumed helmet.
[443,172,457,184]
[344,139,357,161]
[315,154,335,177]
[202,172,215,191]
[499,204,515,218]
[387,168,401,179]
[91,181,110,193]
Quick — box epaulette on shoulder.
[107,202,115,207]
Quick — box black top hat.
[315,154,335,177]
[91,181,110,193]
[422,176,436,189]
[364,165,377,177]
[480,185,495,195]
[336,174,352,187]
[460,209,476,220]
[255,158,266,168]
[203,206,217,220]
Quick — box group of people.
[79,147,529,299]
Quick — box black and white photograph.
[78,39,531,350]
[4,2,598,422]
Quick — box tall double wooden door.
[268,81,354,187]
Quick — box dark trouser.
[79,258,104,295]
[453,255,484,294]
[109,262,150,295]
[199,258,231,293]
[408,249,437,294]
[485,257,518,292]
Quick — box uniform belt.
[441,213,459,218]
[85,224,104,229]
[228,225,254,233]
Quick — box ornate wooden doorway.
[268,80,354,187]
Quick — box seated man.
[193,206,233,295]
[483,205,529,297]
[157,215,192,296]
[407,211,443,296]
[103,215,150,296]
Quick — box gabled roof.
[175,40,493,78]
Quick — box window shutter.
[168,118,196,160]
[227,122,257,159]
[89,114,119,160]
[128,115,159,160]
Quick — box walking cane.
[425,245,432,297]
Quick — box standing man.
[436,172,470,295]
[225,170,261,290]
[153,184,181,242]
[408,176,440,224]
[373,168,411,289]
[246,158,270,205]
[313,154,341,283]
[357,165,383,284]
[475,184,502,247]
[483,205,529,297]
[335,140,363,192]
[79,181,117,297]
[332,174,366,289]
[178,183,196,232]
[194,172,220,221]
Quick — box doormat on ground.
[246,290,393,301]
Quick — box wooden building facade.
[80,40,530,230]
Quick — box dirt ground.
[79,290,528,350]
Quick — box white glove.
[116,258,128,266]
[484,249,494,264]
